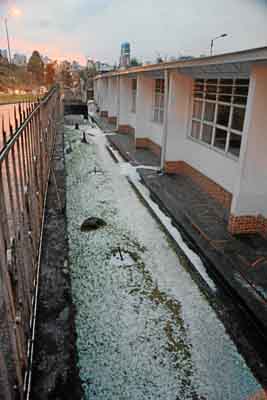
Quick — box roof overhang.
[95,46,267,80]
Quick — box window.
[153,79,165,123]
[131,79,137,113]
[190,78,249,158]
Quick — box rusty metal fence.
[0,86,60,400]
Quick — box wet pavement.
[65,124,266,400]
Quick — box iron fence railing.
[0,86,60,400]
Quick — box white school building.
[94,47,267,237]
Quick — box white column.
[231,64,267,218]
[160,70,170,169]
[116,76,120,129]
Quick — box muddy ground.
[30,122,83,400]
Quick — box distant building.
[0,49,8,60]
[13,53,27,66]
[95,61,113,74]
[120,42,131,68]
[87,58,95,70]
[42,55,52,65]
[72,60,83,71]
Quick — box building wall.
[136,74,163,148]
[165,71,239,194]
[231,64,267,218]
[107,77,118,117]
[111,76,137,133]
[96,78,109,112]
[118,77,131,126]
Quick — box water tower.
[120,42,131,68]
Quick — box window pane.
[204,102,215,122]
[218,95,232,103]
[132,79,137,90]
[214,128,227,151]
[228,132,242,157]
[160,110,164,123]
[195,91,204,99]
[194,83,204,92]
[206,85,217,93]
[207,79,218,85]
[234,86,248,96]
[191,121,201,139]
[205,91,216,100]
[233,96,247,106]
[193,101,203,119]
[154,109,158,121]
[202,124,213,144]
[217,104,230,127]
[231,107,246,131]
[236,79,249,86]
[219,85,233,95]
[156,79,164,93]
[220,79,233,85]
[155,94,160,107]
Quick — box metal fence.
[0,87,60,400]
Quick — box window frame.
[131,78,137,113]
[153,78,165,124]
[188,78,249,159]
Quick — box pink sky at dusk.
[0,0,266,65]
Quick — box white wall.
[231,64,267,217]
[118,77,137,128]
[165,71,239,194]
[136,74,163,147]
[97,78,109,111]
[107,77,118,117]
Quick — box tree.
[130,58,142,67]
[60,62,72,88]
[28,51,44,84]
[156,56,164,63]
[45,62,56,86]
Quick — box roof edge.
[95,46,267,79]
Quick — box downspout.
[160,69,170,171]
[116,75,120,131]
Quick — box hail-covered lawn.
[65,124,261,400]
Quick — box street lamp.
[1,7,22,63]
[4,17,12,63]
[210,33,228,56]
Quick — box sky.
[0,0,266,65]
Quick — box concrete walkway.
[106,132,267,337]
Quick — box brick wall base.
[164,160,232,210]
[228,214,267,237]
[100,110,108,118]
[118,124,135,138]
[135,138,161,157]
[108,116,117,125]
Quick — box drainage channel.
[65,122,267,400]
